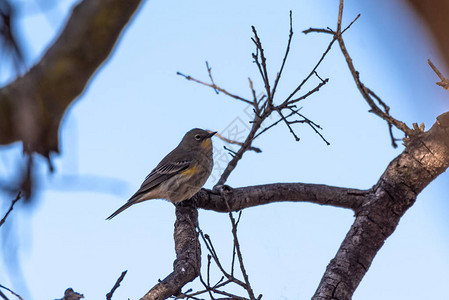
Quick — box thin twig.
[303,28,334,35]
[177,72,253,105]
[248,77,259,114]
[251,26,271,104]
[428,59,449,90]
[206,61,219,94]
[333,0,413,142]
[271,10,294,98]
[0,284,23,300]
[0,192,22,227]
[276,109,300,141]
[0,290,7,300]
[228,212,256,300]
[198,230,247,288]
[106,270,127,300]
[211,131,262,153]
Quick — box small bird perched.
[106,128,216,220]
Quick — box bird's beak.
[206,131,217,139]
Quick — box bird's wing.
[106,159,191,220]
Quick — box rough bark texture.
[161,113,449,300]
[141,203,201,300]
[0,0,143,158]
[194,183,367,212]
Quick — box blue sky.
[1,0,448,299]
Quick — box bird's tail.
[106,200,137,220]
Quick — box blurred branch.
[428,59,449,90]
[0,0,143,161]
[0,192,21,227]
[407,0,449,72]
[0,0,24,70]
[0,283,23,300]
[106,270,127,300]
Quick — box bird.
[106,128,216,220]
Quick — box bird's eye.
[195,134,201,141]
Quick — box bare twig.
[0,192,22,227]
[0,290,7,300]
[428,59,449,90]
[228,211,258,300]
[251,26,271,105]
[333,0,413,143]
[106,270,127,300]
[206,61,219,94]
[0,284,23,300]
[271,10,294,98]
[177,71,253,106]
[211,131,262,153]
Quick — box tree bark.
[172,112,448,300]
[141,203,201,300]
[0,0,143,158]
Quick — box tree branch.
[311,112,449,299]
[106,270,127,300]
[428,59,449,90]
[0,0,143,159]
[0,192,22,227]
[193,183,367,212]
[141,202,201,300]
[333,0,414,142]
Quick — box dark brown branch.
[0,192,21,227]
[0,0,144,159]
[194,183,367,212]
[276,109,300,141]
[0,284,23,300]
[106,270,127,300]
[142,203,200,300]
[312,111,449,299]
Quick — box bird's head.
[182,128,217,151]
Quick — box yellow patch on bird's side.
[201,138,212,150]
[181,165,199,176]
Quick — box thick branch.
[141,203,201,300]
[193,183,367,212]
[0,0,143,158]
[312,112,449,299]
